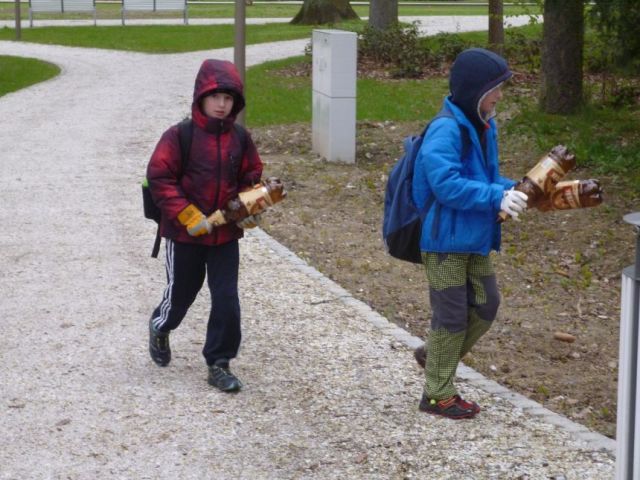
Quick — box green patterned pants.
[422,252,500,400]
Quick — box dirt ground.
[249,113,637,439]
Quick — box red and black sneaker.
[454,395,481,414]
[419,394,477,419]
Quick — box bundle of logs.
[207,177,287,227]
[498,145,603,222]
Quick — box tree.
[369,0,398,31]
[540,0,584,114]
[589,0,640,70]
[488,0,504,55]
[290,0,359,25]
[14,0,21,40]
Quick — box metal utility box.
[312,29,357,164]
[617,212,640,480]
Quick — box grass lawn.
[0,23,321,52]
[0,54,60,96]
[245,56,448,127]
[506,102,640,185]
[0,2,540,21]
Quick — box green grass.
[506,103,640,186]
[0,55,60,96]
[0,23,323,52]
[0,2,540,21]
[357,77,447,121]
[245,56,448,127]
[245,57,311,126]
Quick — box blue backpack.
[382,107,467,263]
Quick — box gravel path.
[0,19,616,480]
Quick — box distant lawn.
[0,2,539,21]
[0,23,321,52]
[245,56,448,127]
[0,55,60,97]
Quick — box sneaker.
[454,394,481,414]
[414,344,427,369]
[149,319,171,367]
[419,394,477,419]
[208,362,243,392]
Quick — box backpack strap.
[233,123,249,180]
[151,118,193,258]
[234,123,248,152]
[177,118,193,173]
[420,106,471,240]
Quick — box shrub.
[358,22,427,78]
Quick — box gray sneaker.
[149,319,171,367]
[208,362,243,392]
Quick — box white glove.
[500,188,528,220]
[237,213,262,229]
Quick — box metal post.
[14,0,21,40]
[617,212,640,480]
[234,0,246,126]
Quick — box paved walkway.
[0,17,616,480]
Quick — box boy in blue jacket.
[412,48,528,419]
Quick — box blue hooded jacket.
[412,48,516,255]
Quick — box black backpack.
[142,119,247,258]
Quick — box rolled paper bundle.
[537,179,603,212]
[207,177,287,227]
[498,145,576,222]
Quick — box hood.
[192,59,246,125]
[448,48,512,129]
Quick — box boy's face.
[202,92,234,119]
[479,84,503,117]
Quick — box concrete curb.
[249,227,617,455]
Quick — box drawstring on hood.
[448,48,512,132]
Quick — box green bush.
[358,22,427,78]
[428,32,472,63]
[504,28,541,72]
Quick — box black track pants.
[151,239,241,366]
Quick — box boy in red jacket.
[146,59,263,392]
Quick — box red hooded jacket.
[147,59,263,246]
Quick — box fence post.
[616,212,640,479]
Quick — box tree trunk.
[369,0,398,30]
[291,0,359,25]
[540,0,584,114]
[488,0,504,55]
[14,0,21,40]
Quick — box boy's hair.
[204,88,237,99]
[200,88,239,111]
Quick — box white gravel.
[0,17,616,480]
